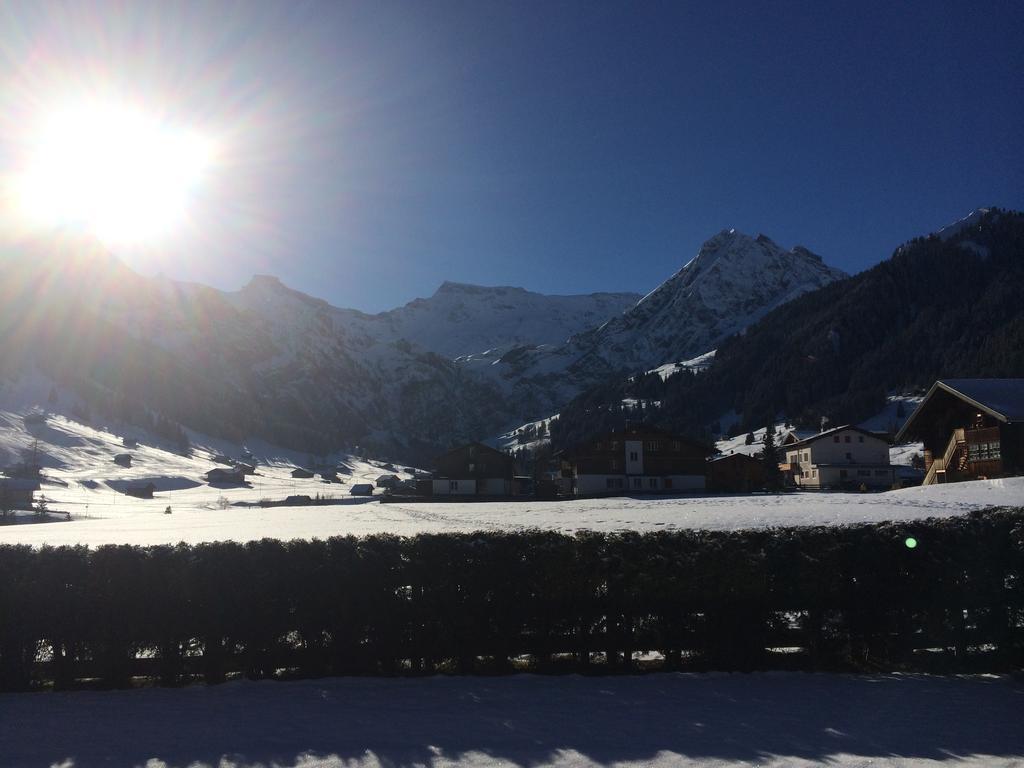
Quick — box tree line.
[1,507,1021,691]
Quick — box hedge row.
[1,507,1022,690]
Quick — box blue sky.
[2,1,1022,312]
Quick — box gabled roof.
[785,424,889,449]
[933,379,1024,422]
[896,378,1024,442]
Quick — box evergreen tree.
[762,424,783,492]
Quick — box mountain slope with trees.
[551,209,1024,450]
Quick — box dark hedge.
[1,507,1021,690]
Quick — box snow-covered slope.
[378,281,639,360]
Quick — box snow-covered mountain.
[376,282,640,360]
[457,230,847,417]
[1,226,846,459]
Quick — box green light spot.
[905,537,918,549]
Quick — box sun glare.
[14,100,213,244]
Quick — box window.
[632,477,641,489]
[968,441,1002,461]
[449,480,459,491]
[645,441,660,452]
[812,469,817,477]
[833,436,840,443]
[844,435,851,443]
[468,463,475,472]
[803,451,809,462]
[610,459,620,470]
[606,478,616,489]
[629,451,639,462]
[648,478,658,489]
[671,440,681,451]
[595,442,603,451]
[858,436,864,443]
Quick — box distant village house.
[431,442,515,497]
[783,425,893,489]
[567,425,712,495]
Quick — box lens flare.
[13,98,214,244]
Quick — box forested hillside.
[551,209,1024,450]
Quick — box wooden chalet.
[567,425,712,495]
[896,379,1024,486]
[708,452,765,492]
[431,442,515,497]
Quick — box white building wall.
[478,478,509,495]
[625,440,644,475]
[665,474,706,491]
[809,430,889,465]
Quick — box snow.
[646,349,716,381]
[1,673,1021,767]
[858,394,924,433]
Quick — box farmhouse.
[783,425,894,489]
[568,425,711,495]
[896,379,1024,486]
[431,442,515,497]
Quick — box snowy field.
[0,406,1021,548]
[1,672,1021,768]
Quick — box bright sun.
[14,99,213,244]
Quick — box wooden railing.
[924,428,965,486]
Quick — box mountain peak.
[434,281,526,297]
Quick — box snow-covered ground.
[1,672,1021,768]
[1,406,1020,548]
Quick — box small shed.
[234,463,256,475]
[206,467,246,485]
[125,482,156,499]
[113,454,133,468]
[122,437,139,449]
[291,468,315,479]
[375,474,400,489]
[349,483,374,496]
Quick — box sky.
[0,0,1021,313]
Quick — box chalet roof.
[896,378,1024,442]
[785,424,889,449]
